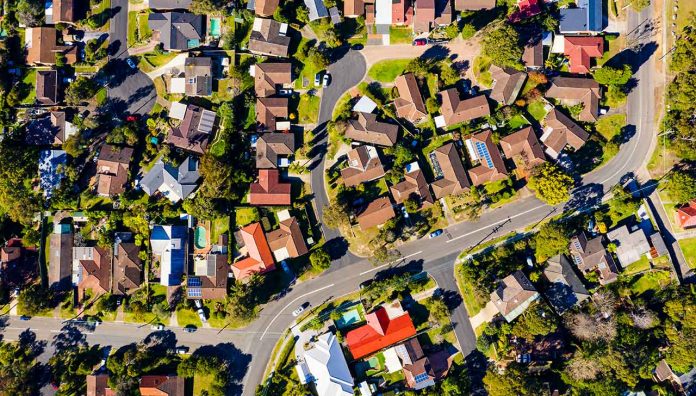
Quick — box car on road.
[184,326,197,333]
[429,229,444,239]
[126,58,137,69]
[352,43,364,50]
[322,73,331,87]
[359,280,373,290]
[151,324,165,331]
[292,302,309,317]
[197,308,207,323]
[314,72,322,86]
[412,38,428,46]
[19,315,30,321]
[175,347,189,354]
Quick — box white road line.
[358,251,423,276]
[259,283,335,341]
[446,205,546,243]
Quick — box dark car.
[429,229,444,239]
[352,43,364,50]
[19,315,30,321]
[183,326,196,333]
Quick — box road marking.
[358,251,423,276]
[259,283,336,341]
[446,205,546,243]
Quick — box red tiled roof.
[509,0,542,22]
[346,307,417,359]
[232,223,275,280]
[564,36,604,74]
[677,200,696,229]
[249,169,291,206]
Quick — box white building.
[296,332,354,396]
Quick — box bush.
[461,24,476,40]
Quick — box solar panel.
[188,288,202,297]
[414,373,430,383]
[188,277,202,287]
[197,110,217,134]
[475,141,494,168]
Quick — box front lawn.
[678,237,696,269]
[193,373,216,395]
[389,26,414,44]
[20,68,37,104]
[527,100,548,121]
[138,51,178,73]
[367,59,411,83]
[595,113,626,141]
[455,262,488,317]
[176,307,202,328]
[297,93,320,124]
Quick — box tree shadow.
[52,322,87,353]
[19,329,46,358]
[191,343,251,396]
[373,258,425,281]
[324,237,349,261]
[564,182,604,213]
[143,330,178,354]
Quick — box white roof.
[465,138,478,161]
[359,382,373,396]
[375,0,392,26]
[551,34,565,53]
[169,102,188,120]
[252,18,263,32]
[353,96,378,113]
[434,115,446,128]
[170,77,186,94]
[304,332,354,396]
[277,209,292,221]
[383,347,403,373]
[273,247,290,262]
[276,121,291,131]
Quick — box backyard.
[678,238,696,269]
[629,270,673,296]
[526,100,548,122]
[367,59,411,83]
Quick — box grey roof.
[543,255,590,315]
[148,12,205,51]
[140,156,200,201]
[606,225,651,268]
[304,0,329,21]
[559,0,603,33]
[650,233,669,257]
[149,0,192,9]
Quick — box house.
[0,239,23,268]
[489,65,527,105]
[676,199,696,229]
[499,126,546,171]
[395,338,452,390]
[341,145,386,187]
[394,73,427,122]
[150,225,187,287]
[466,130,508,186]
[140,156,200,203]
[430,142,471,198]
[545,76,601,122]
[296,332,354,396]
[254,62,292,97]
[25,111,77,145]
[170,57,212,96]
[86,373,112,396]
[346,301,417,359]
[256,97,289,131]
[564,36,604,74]
[346,112,399,146]
[357,196,396,230]
[569,232,619,285]
[249,169,291,206]
[304,0,329,21]
[267,214,309,261]
[437,90,490,128]
[73,246,111,300]
[390,162,434,206]
[254,0,280,17]
[95,144,133,197]
[606,224,651,268]
[167,104,216,155]
[653,360,684,393]
[522,38,544,70]
[344,0,364,17]
[39,149,66,198]
[49,223,73,290]
[232,222,275,280]
[36,70,59,105]
[25,27,77,65]
[248,18,291,57]
[187,253,228,299]
[149,0,193,9]
[540,108,589,159]
[490,270,539,322]
[46,0,77,24]
[454,0,495,10]
[543,255,590,315]
[509,0,542,23]
[139,375,185,396]
[256,132,295,168]
[414,0,451,32]
[112,242,142,295]
[559,0,603,34]
[148,12,205,51]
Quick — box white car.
[150,324,165,331]
[322,74,331,87]
[279,88,293,96]
[314,73,322,86]
[292,302,309,317]
[197,308,207,323]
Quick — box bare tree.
[592,290,617,318]
[566,354,601,381]
[565,312,617,341]
[630,307,657,329]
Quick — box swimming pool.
[335,308,361,329]
[209,18,221,38]
[194,226,207,249]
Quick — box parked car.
[197,308,207,323]
[279,88,293,96]
[126,114,140,122]
[292,302,309,317]
[359,280,373,290]
[19,315,30,321]
[429,229,444,239]
[175,347,189,354]
[194,299,203,309]
[184,326,196,333]
[322,73,331,87]
[126,58,137,69]
[412,38,428,46]
[314,72,322,86]
[150,324,165,331]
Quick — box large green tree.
[593,64,632,86]
[528,163,574,205]
[666,169,696,204]
[482,23,523,68]
[533,221,569,262]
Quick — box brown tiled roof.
[113,243,142,295]
[414,0,436,33]
[139,375,184,396]
[36,70,58,105]
[430,142,470,198]
[256,132,294,169]
[249,18,291,57]
[190,254,228,300]
[266,217,309,260]
[53,0,77,23]
[96,144,133,196]
[341,145,386,187]
[439,89,490,126]
[394,73,427,122]
[454,0,495,10]
[86,374,114,396]
[569,233,618,285]
[489,65,527,105]
[255,0,280,16]
[390,167,434,206]
[654,359,678,383]
[256,97,289,132]
[490,270,538,319]
[26,27,76,65]
[249,169,291,206]
[467,130,508,186]
[522,39,544,69]
[167,104,216,155]
[434,0,453,26]
[541,108,589,159]
[357,196,396,230]
[255,62,292,97]
[545,76,601,122]
[346,112,399,146]
[232,222,275,280]
[77,247,112,298]
[499,126,546,168]
[344,0,364,17]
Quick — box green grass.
[297,94,320,124]
[138,52,178,73]
[209,140,226,157]
[367,59,411,83]
[630,270,672,295]
[455,264,488,317]
[595,113,626,141]
[127,11,138,46]
[473,56,492,88]
[138,12,152,41]
[235,207,260,227]
[333,92,353,120]
[193,373,216,395]
[96,87,107,105]
[678,238,696,269]
[508,114,530,129]
[527,100,547,121]
[623,255,651,275]
[211,217,229,244]
[176,307,203,328]
[20,68,37,104]
[389,26,414,44]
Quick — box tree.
[511,303,557,340]
[444,23,460,39]
[49,345,102,395]
[0,135,40,224]
[63,132,86,158]
[65,77,98,105]
[107,124,139,146]
[403,197,419,214]
[190,0,226,14]
[322,202,350,229]
[0,334,44,395]
[483,365,530,396]
[670,16,696,72]
[438,364,470,395]
[533,221,569,262]
[310,249,331,271]
[604,84,628,107]
[565,312,617,341]
[426,97,439,114]
[630,0,650,11]
[370,246,401,265]
[528,162,574,205]
[305,47,329,71]
[405,57,432,78]
[16,0,44,27]
[606,185,640,225]
[593,64,632,86]
[461,24,476,40]
[439,62,460,87]
[666,169,696,203]
[565,353,602,381]
[482,23,523,68]
[667,72,696,112]
[296,6,310,24]
[17,283,52,316]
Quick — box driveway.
[146,53,189,79]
